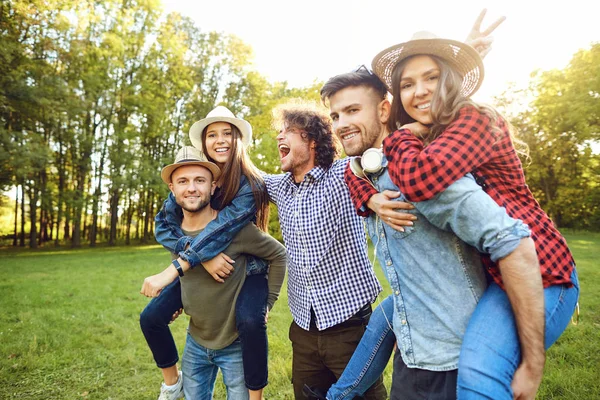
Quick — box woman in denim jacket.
[141,106,272,400]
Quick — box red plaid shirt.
[344,106,574,289]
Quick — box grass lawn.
[0,230,598,399]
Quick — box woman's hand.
[367,191,417,232]
[465,9,506,59]
[202,253,235,283]
[400,122,430,138]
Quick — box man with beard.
[141,146,287,400]
[310,64,536,399]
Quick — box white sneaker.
[158,371,184,400]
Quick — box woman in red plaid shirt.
[347,32,580,399]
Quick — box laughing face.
[328,86,389,156]
[399,55,439,125]
[204,122,234,168]
[276,122,315,182]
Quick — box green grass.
[0,231,597,399]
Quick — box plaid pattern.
[345,106,574,289]
[264,160,382,331]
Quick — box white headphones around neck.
[349,147,385,179]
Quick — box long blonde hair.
[389,55,528,157]
[201,123,270,232]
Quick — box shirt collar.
[283,165,327,186]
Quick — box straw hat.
[189,106,253,150]
[372,31,484,98]
[161,146,221,184]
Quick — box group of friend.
[138,11,579,400]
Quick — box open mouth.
[215,147,229,154]
[279,144,290,159]
[416,102,431,110]
[340,130,359,141]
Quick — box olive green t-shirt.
[179,223,286,350]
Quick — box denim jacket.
[154,175,269,275]
[365,160,530,371]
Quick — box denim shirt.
[366,161,530,371]
[154,175,268,275]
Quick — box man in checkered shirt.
[262,104,416,399]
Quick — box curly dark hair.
[273,102,342,169]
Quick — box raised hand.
[465,9,506,59]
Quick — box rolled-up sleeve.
[414,174,531,262]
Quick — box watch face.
[362,148,383,173]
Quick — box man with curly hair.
[262,103,414,399]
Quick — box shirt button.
[394,290,400,295]
[380,233,384,238]
[386,260,392,266]
[401,319,407,325]
[307,286,311,290]
[294,211,299,216]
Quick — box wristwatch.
[172,259,184,277]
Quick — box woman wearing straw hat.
[141,106,276,400]
[341,31,579,399]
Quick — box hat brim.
[372,38,484,98]
[189,116,253,150]
[161,160,221,184]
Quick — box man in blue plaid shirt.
[264,104,413,399]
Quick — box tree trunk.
[20,184,25,247]
[38,169,48,245]
[90,128,108,247]
[55,140,65,246]
[125,192,134,245]
[71,169,86,248]
[108,188,120,246]
[29,184,38,249]
[13,187,18,247]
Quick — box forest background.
[1,0,599,248]
[0,1,599,399]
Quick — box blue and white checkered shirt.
[264,159,382,331]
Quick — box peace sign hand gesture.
[465,9,506,59]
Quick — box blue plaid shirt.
[264,159,382,331]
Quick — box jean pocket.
[392,223,415,240]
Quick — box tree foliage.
[0,0,323,247]
[495,43,600,230]
[2,0,598,249]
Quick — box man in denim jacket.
[316,69,539,400]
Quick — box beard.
[177,196,211,213]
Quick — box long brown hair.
[389,55,528,157]
[201,123,270,232]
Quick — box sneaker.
[158,371,184,400]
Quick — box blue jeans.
[182,334,249,400]
[139,274,269,389]
[326,267,579,400]
[457,268,580,399]
[326,296,396,400]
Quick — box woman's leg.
[140,278,184,385]
[457,268,580,400]
[236,274,269,399]
[326,295,396,400]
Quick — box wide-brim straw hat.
[372,31,484,98]
[189,105,253,150]
[161,146,221,184]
